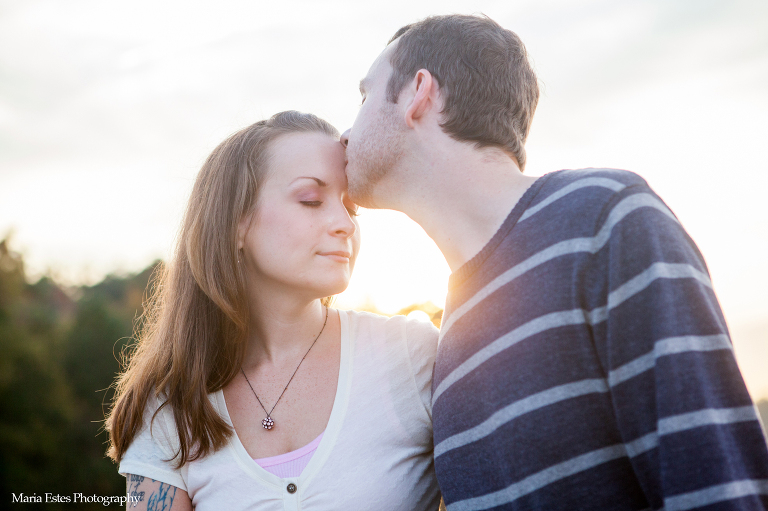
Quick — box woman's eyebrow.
[291,177,327,187]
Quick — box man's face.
[343,42,405,208]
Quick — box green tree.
[0,237,159,508]
[0,240,75,502]
[59,263,158,498]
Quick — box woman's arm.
[126,474,192,511]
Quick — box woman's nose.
[332,206,356,238]
[340,129,350,148]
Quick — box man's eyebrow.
[292,176,327,187]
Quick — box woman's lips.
[318,251,351,263]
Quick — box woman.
[107,111,440,510]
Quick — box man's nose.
[340,129,350,148]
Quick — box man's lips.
[318,251,351,263]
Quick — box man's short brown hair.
[387,15,539,170]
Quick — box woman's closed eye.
[301,200,358,217]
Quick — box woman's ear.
[404,69,438,129]
[236,213,250,251]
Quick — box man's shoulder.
[521,168,650,225]
[544,167,648,187]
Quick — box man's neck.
[383,143,538,273]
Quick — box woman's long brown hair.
[106,111,339,467]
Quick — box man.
[341,14,768,511]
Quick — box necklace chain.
[240,305,329,431]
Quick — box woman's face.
[238,131,361,301]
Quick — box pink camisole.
[254,431,324,478]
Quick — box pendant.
[262,416,274,430]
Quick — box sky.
[0,0,766,398]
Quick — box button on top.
[286,483,297,494]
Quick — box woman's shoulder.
[126,391,222,456]
[341,308,439,343]
[119,393,183,484]
[341,309,438,419]
[340,307,437,330]
[129,393,180,456]
[341,309,438,375]
[120,390,224,473]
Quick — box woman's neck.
[243,295,327,367]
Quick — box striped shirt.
[432,169,768,511]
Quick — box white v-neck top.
[119,310,440,511]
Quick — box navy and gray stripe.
[432,169,768,510]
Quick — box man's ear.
[404,69,438,129]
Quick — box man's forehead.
[360,41,397,93]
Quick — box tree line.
[1,239,153,509]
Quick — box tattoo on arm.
[147,483,177,511]
[128,474,146,505]
[126,475,187,510]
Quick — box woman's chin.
[316,275,351,299]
